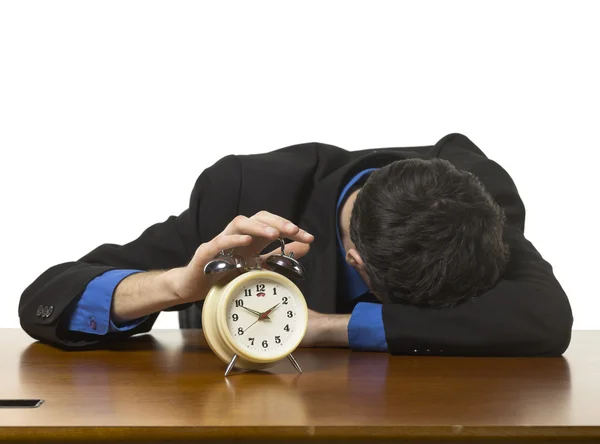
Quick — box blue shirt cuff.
[68,269,147,335]
[348,302,389,352]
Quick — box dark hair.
[350,158,509,308]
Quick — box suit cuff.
[348,302,388,352]
[67,269,146,335]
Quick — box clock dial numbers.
[226,278,303,359]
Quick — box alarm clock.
[202,238,308,376]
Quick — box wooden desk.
[0,329,599,443]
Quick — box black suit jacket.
[19,133,573,355]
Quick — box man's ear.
[346,248,377,298]
[346,248,365,271]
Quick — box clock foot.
[224,354,239,377]
[287,353,303,374]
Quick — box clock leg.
[224,354,239,377]
[287,353,303,374]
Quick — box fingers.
[252,211,314,243]
[223,211,314,244]
[261,240,311,262]
[222,215,281,241]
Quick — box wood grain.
[1,329,599,442]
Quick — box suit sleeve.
[18,155,240,349]
[381,134,573,356]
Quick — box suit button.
[36,305,43,317]
[47,306,54,317]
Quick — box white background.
[1,1,598,330]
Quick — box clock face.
[223,275,307,361]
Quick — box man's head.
[340,157,509,307]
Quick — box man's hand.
[300,309,350,348]
[165,211,314,304]
[112,211,313,324]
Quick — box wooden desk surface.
[1,329,599,443]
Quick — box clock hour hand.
[240,305,270,320]
[258,303,281,321]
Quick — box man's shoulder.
[236,141,350,164]
[434,133,488,158]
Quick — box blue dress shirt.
[69,170,389,351]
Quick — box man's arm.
[20,154,315,349]
[377,134,572,356]
[300,303,392,351]
[18,156,238,348]
[382,224,572,356]
[18,210,198,348]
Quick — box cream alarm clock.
[202,238,308,376]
